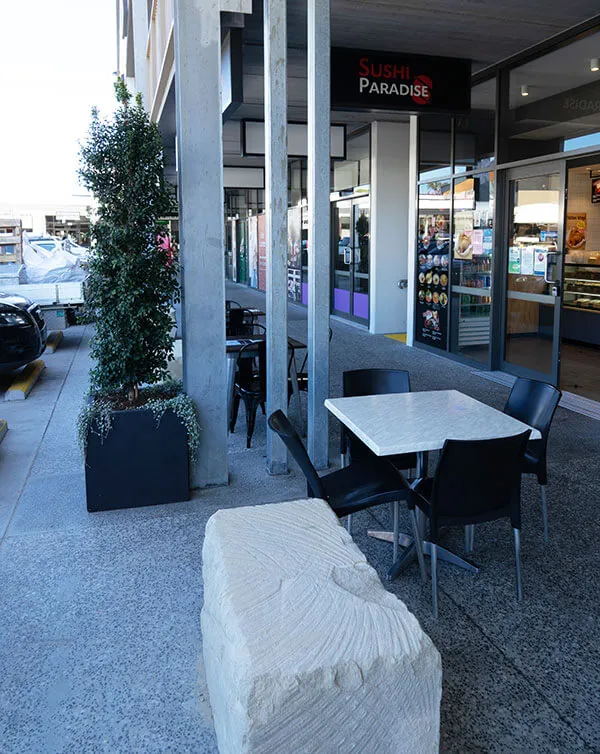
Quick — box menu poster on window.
[508,247,521,274]
[257,214,267,291]
[521,247,535,276]
[534,248,546,276]
[415,236,449,349]
[287,206,302,302]
[482,228,493,254]
[248,215,258,289]
[471,229,484,256]
[454,228,473,260]
[566,213,587,250]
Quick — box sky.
[0,0,117,206]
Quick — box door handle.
[344,247,352,265]
[544,251,560,284]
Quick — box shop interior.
[505,159,600,402]
[561,161,600,400]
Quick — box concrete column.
[406,115,419,347]
[173,0,228,486]
[131,0,148,106]
[307,0,331,470]
[264,0,288,475]
[369,121,410,335]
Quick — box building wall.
[369,121,410,334]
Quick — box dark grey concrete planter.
[85,407,190,512]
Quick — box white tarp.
[22,235,88,284]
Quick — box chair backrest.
[343,368,410,398]
[342,369,411,458]
[226,299,242,311]
[228,308,252,336]
[236,340,266,392]
[430,432,530,531]
[268,410,327,499]
[504,377,561,443]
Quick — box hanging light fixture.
[591,58,600,72]
[520,84,529,97]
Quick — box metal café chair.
[503,377,561,543]
[409,431,531,619]
[268,409,416,562]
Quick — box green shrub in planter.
[78,80,199,510]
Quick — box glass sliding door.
[331,196,370,324]
[502,162,565,383]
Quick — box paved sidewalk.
[0,288,598,753]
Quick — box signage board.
[592,177,600,205]
[331,47,471,114]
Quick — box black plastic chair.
[410,431,531,618]
[342,369,417,473]
[503,377,561,543]
[268,409,416,559]
[230,339,266,447]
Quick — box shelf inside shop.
[564,305,600,313]
[564,291,600,297]
[453,285,491,296]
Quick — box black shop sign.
[331,48,471,114]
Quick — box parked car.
[0,292,47,373]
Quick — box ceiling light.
[591,58,600,72]
[520,85,529,97]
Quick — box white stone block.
[201,498,442,754]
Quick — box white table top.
[325,389,541,456]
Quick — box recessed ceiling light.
[520,85,529,97]
[591,58,600,72]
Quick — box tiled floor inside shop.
[0,283,599,752]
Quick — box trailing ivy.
[77,380,201,458]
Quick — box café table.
[227,334,306,433]
[324,389,541,580]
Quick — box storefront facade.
[412,18,600,402]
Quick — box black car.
[0,292,47,373]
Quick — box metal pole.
[173,0,228,486]
[264,0,288,474]
[307,0,330,469]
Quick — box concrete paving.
[0,288,598,752]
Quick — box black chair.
[342,369,418,473]
[410,432,531,619]
[227,307,259,337]
[503,377,561,543]
[268,409,416,559]
[226,299,242,311]
[230,340,266,448]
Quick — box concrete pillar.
[173,0,228,486]
[406,115,419,347]
[131,0,148,106]
[369,121,410,335]
[264,0,288,475]
[307,0,331,470]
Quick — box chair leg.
[229,393,241,433]
[393,501,400,562]
[464,524,475,554]
[540,485,549,544]
[244,396,260,449]
[430,542,439,619]
[410,509,427,584]
[346,514,352,534]
[513,528,523,602]
[260,401,266,415]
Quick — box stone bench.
[201,498,442,754]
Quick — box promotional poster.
[415,219,449,348]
